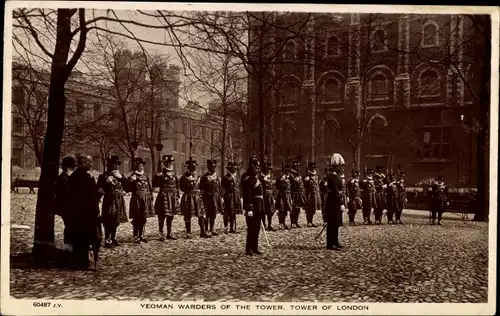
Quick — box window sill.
[418,93,442,98]
[368,97,390,102]
[320,101,342,105]
[414,159,452,163]
[366,154,388,159]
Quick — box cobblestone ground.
[9,192,488,302]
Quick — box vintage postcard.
[1,1,498,315]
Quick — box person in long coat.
[55,156,76,249]
[68,155,102,270]
[96,155,129,248]
[275,164,292,230]
[373,166,387,225]
[221,161,243,233]
[128,157,154,243]
[360,169,376,225]
[241,157,264,256]
[153,155,180,241]
[347,170,362,225]
[385,173,400,224]
[431,174,449,225]
[303,162,321,228]
[179,157,209,238]
[322,153,346,250]
[200,159,223,236]
[261,162,276,231]
[395,171,407,224]
[290,161,307,228]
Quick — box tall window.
[13,117,23,134]
[422,22,439,47]
[372,29,386,52]
[13,86,25,105]
[416,127,450,161]
[281,81,299,105]
[369,74,389,100]
[12,148,23,167]
[283,40,296,61]
[419,69,441,97]
[369,116,388,156]
[320,78,342,103]
[326,36,339,56]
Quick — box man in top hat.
[395,171,407,224]
[431,174,449,225]
[385,172,400,225]
[290,160,307,228]
[373,166,387,225]
[360,168,376,225]
[347,170,362,225]
[221,160,243,234]
[55,156,76,250]
[303,162,321,227]
[241,157,264,256]
[200,159,223,236]
[275,163,292,230]
[323,153,347,250]
[153,155,180,241]
[261,162,276,231]
[180,157,209,238]
[96,155,129,248]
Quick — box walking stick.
[315,225,326,240]
[261,219,271,247]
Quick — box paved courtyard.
[9,192,489,302]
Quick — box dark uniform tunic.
[275,174,292,215]
[319,176,328,210]
[241,170,264,253]
[347,177,362,223]
[385,180,400,222]
[304,171,321,216]
[360,177,377,222]
[96,171,129,226]
[431,181,448,222]
[374,172,387,210]
[153,168,180,217]
[323,171,344,249]
[261,172,276,216]
[290,173,307,207]
[128,171,155,220]
[55,171,72,243]
[396,178,406,221]
[221,172,243,217]
[179,171,204,218]
[200,172,223,217]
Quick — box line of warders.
[55,152,450,268]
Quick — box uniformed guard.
[319,168,329,210]
[55,156,76,250]
[275,163,292,230]
[241,156,264,256]
[322,153,346,250]
[128,157,155,243]
[200,159,223,237]
[180,157,209,238]
[153,155,180,241]
[385,172,399,225]
[431,174,449,225]
[221,161,243,234]
[97,155,129,248]
[347,170,362,225]
[261,162,276,231]
[360,168,376,225]
[290,159,307,228]
[373,166,387,225]
[303,162,321,227]
[395,171,407,224]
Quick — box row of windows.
[279,68,442,105]
[281,22,441,61]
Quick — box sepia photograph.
[1,2,498,315]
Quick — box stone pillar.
[394,15,410,108]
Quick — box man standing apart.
[395,171,407,224]
[55,156,76,250]
[431,175,449,225]
[68,155,102,270]
[241,157,264,256]
[322,153,346,250]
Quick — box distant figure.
[97,155,129,248]
[200,159,223,237]
[68,155,102,270]
[303,162,321,228]
[221,161,243,233]
[241,157,264,256]
[11,176,20,193]
[395,171,407,224]
[347,170,362,226]
[153,155,180,241]
[360,169,376,225]
[128,157,154,243]
[385,172,400,225]
[373,166,387,225]
[275,164,292,230]
[56,156,76,250]
[431,175,449,225]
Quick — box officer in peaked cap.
[241,156,264,255]
[200,159,223,236]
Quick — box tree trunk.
[353,142,361,172]
[33,11,74,262]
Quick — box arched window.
[419,69,441,97]
[369,73,389,100]
[283,40,296,61]
[320,78,342,103]
[369,116,388,156]
[372,29,386,52]
[326,36,339,56]
[422,22,439,47]
[323,119,340,155]
[281,81,299,105]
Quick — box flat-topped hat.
[366,168,373,174]
[61,156,76,168]
[134,157,146,165]
[351,170,360,175]
[308,162,317,168]
[265,162,273,168]
[107,155,121,165]
[162,155,175,162]
[207,159,217,166]
[438,174,445,180]
[249,156,260,167]
[376,165,384,171]
[227,161,236,168]
[185,156,198,167]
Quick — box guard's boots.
[166,217,176,240]
[185,220,192,239]
[199,218,210,238]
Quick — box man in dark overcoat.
[68,155,102,270]
[241,157,264,256]
[431,174,449,225]
[221,161,243,233]
[55,156,76,249]
[322,153,346,250]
